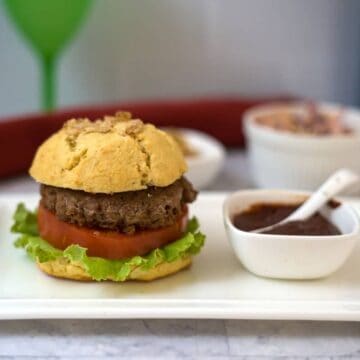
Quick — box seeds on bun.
[12,113,205,282]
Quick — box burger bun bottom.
[37,256,192,282]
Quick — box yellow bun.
[36,256,192,282]
[30,112,187,193]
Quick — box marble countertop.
[1,150,360,359]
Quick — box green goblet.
[4,0,93,111]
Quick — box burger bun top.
[30,112,187,193]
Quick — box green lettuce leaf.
[11,203,205,281]
[11,203,38,236]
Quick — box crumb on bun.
[30,112,187,193]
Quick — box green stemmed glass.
[4,0,93,111]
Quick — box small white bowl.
[223,189,360,280]
[243,102,360,191]
[171,128,226,190]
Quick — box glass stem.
[41,55,56,111]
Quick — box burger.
[12,112,205,282]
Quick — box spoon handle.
[286,168,360,222]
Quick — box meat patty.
[40,177,197,234]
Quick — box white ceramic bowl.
[223,189,360,279]
[243,102,360,191]
[170,128,226,190]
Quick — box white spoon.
[252,168,360,234]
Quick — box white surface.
[2,1,360,117]
[181,129,226,189]
[2,192,360,320]
[224,189,360,279]
[244,102,360,191]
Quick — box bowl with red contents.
[243,102,360,191]
[223,189,360,279]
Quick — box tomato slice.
[38,204,188,260]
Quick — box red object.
[38,204,188,260]
[0,97,293,178]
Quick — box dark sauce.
[233,203,341,236]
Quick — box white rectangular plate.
[1,192,360,320]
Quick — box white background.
[1,0,360,117]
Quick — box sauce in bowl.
[233,203,341,236]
